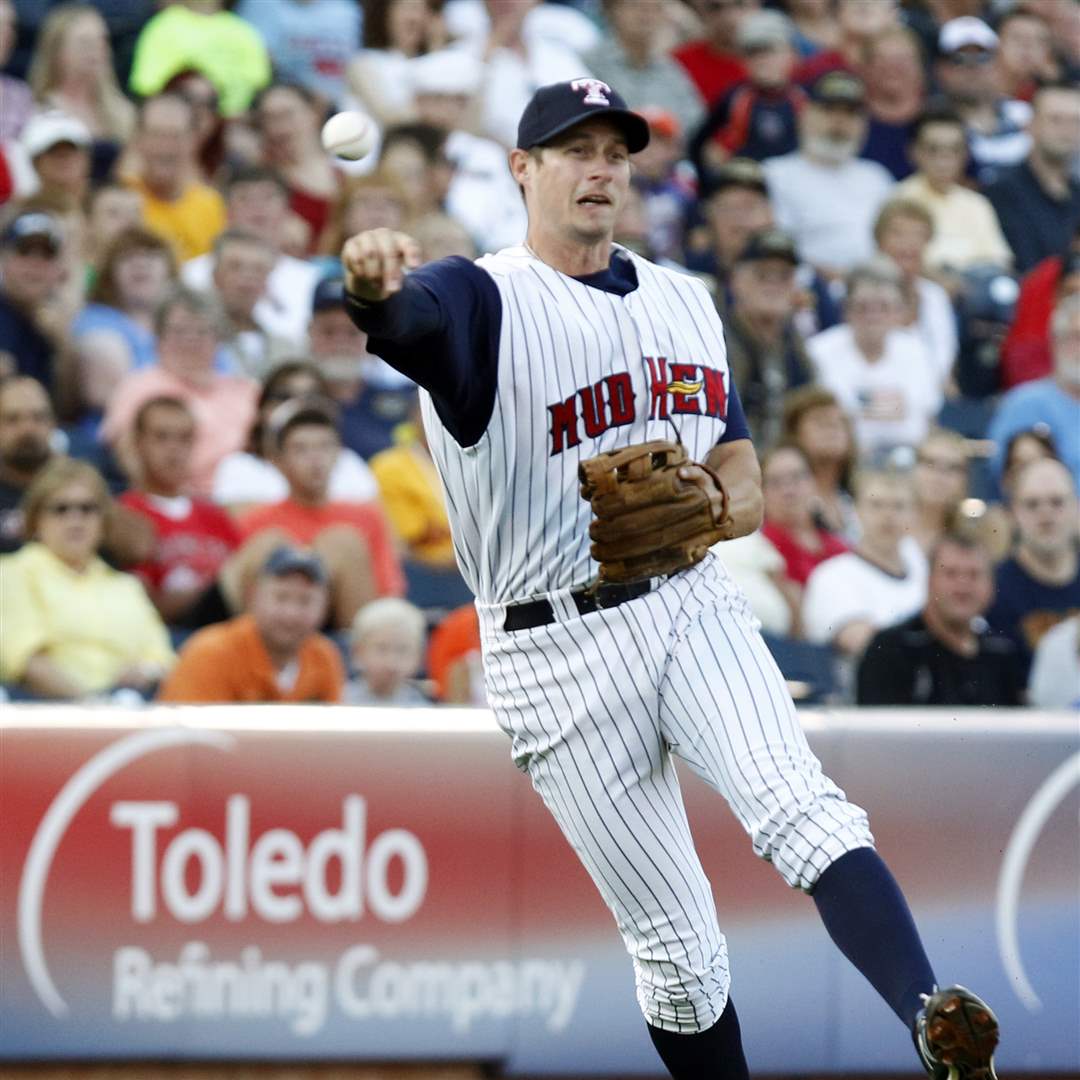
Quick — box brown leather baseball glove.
[578,439,736,584]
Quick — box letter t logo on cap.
[570,79,612,107]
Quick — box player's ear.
[508,148,532,188]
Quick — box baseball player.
[342,79,1000,1079]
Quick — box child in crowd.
[346,597,430,706]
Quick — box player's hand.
[677,462,730,531]
[342,228,423,302]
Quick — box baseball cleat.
[913,985,999,1080]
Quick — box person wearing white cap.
[19,110,92,206]
[409,49,527,253]
[934,15,1031,185]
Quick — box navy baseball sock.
[647,997,749,1080]
[811,846,936,1028]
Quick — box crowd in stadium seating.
[0,0,1078,710]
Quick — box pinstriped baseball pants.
[477,552,874,1034]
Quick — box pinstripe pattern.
[422,245,731,605]
[426,246,873,1034]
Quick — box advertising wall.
[1,707,1077,1074]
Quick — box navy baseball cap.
[312,276,346,313]
[1,211,62,254]
[261,545,328,585]
[516,79,650,153]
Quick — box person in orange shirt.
[426,602,485,705]
[225,398,405,629]
[124,93,227,261]
[158,545,343,703]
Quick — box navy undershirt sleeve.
[345,256,503,447]
[718,377,751,444]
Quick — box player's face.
[252,573,328,656]
[136,405,195,490]
[928,544,993,627]
[520,120,632,246]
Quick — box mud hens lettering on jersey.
[549,358,729,455]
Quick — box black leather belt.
[503,579,653,632]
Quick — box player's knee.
[633,948,730,1034]
[753,793,874,892]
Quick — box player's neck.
[525,230,613,277]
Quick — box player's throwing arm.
[342,228,423,302]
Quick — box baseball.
[320,110,377,161]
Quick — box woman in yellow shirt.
[0,458,175,699]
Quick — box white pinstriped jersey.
[420,245,734,605]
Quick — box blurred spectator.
[629,108,695,265]
[28,3,136,180]
[987,457,1080,668]
[985,83,1080,276]
[377,122,451,223]
[465,0,588,149]
[346,596,430,704]
[793,0,899,85]
[85,182,144,272]
[910,427,969,554]
[211,229,294,380]
[689,157,772,281]
[895,108,1012,273]
[347,0,446,128]
[369,401,454,568]
[212,360,379,511]
[235,0,361,109]
[182,166,320,346]
[0,457,174,700]
[803,468,928,658]
[951,262,1019,400]
[124,93,228,262]
[785,0,840,59]
[318,172,409,265]
[0,375,153,561]
[995,7,1056,103]
[230,400,404,628]
[585,0,705,137]
[988,294,1080,490]
[781,384,859,541]
[72,226,177,419]
[102,286,258,495]
[671,0,751,111]
[427,601,485,704]
[1020,0,1080,77]
[19,111,93,209]
[856,532,1025,706]
[158,545,344,703]
[691,9,803,172]
[723,228,813,446]
[129,0,271,118]
[0,0,33,141]
[306,277,416,459]
[1001,427,1060,501]
[807,259,941,459]
[1001,238,1080,390]
[409,48,526,254]
[163,70,227,185]
[1027,614,1080,709]
[254,82,342,250]
[873,199,957,393]
[763,71,894,277]
[933,16,1031,186]
[860,26,926,181]
[760,443,848,626]
[0,211,65,390]
[410,210,476,262]
[119,396,238,628]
